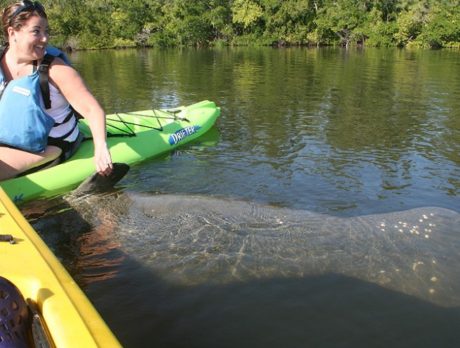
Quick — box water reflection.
[73,47,460,214]
[28,194,126,286]
[74,211,126,285]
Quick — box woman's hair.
[1,1,47,40]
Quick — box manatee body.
[64,192,460,307]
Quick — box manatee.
[59,192,460,308]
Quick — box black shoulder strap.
[38,54,55,109]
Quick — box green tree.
[231,0,264,31]
[203,0,234,43]
[263,0,317,44]
[393,1,429,47]
[315,0,370,47]
[417,2,460,48]
[159,0,216,46]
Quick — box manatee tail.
[72,163,130,196]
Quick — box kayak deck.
[0,187,121,347]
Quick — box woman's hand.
[94,142,113,176]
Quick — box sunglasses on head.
[9,0,45,24]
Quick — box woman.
[0,0,112,181]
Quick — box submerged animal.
[39,191,460,308]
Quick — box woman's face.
[10,15,49,60]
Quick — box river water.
[25,47,460,347]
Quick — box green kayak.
[0,100,220,203]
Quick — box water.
[25,47,460,347]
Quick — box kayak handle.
[0,234,15,244]
[27,299,56,348]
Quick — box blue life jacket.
[0,46,72,153]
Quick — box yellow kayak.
[0,187,121,347]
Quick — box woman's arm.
[48,57,112,176]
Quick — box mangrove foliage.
[2,0,460,49]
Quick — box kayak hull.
[0,187,121,347]
[1,100,220,203]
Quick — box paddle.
[72,162,130,196]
